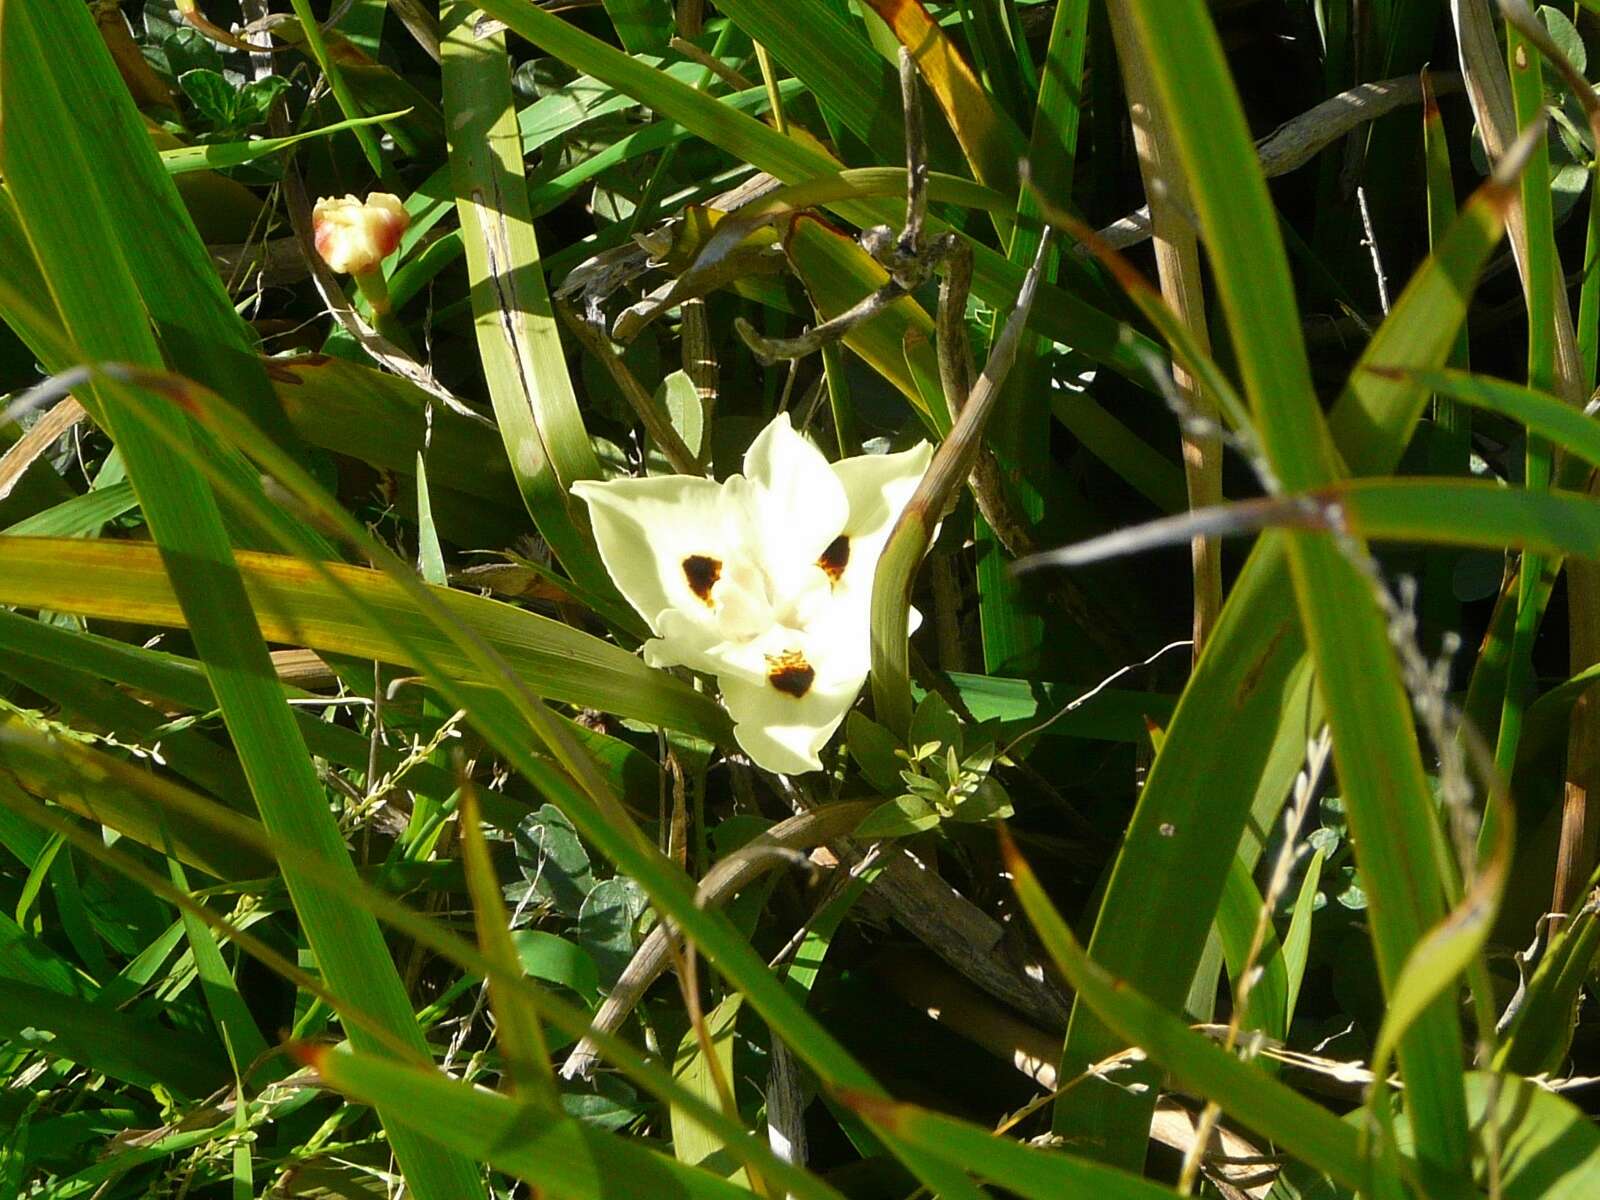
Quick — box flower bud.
[311,192,409,275]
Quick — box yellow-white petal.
[831,441,934,563]
[570,475,754,637]
[742,413,850,579]
[714,625,865,774]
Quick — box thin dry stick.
[1095,73,1463,250]
[556,302,704,476]
[1105,2,1223,657]
[0,395,85,503]
[1495,0,1600,929]
[559,802,874,1080]
[668,36,756,92]
[735,49,956,365]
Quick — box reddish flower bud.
[311,192,409,275]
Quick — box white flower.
[572,414,932,774]
[311,192,409,275]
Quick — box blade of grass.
[0,0,291,446]
[0,10,482,1184]
[1103,0,1223,656]
[158,111,405,175]
[1420,67,1471,641]
[1001,829,1376,1192]
[1369,767,1513,1090]
[459,784,560,1105]
[286,0,385,175]
[1072,5,1474,1185]
[1027,478,1600,563]
[599,0,670,53]
[302,1040,754,1200]
[165,856,271,1072]
[1044,134,1517,1169]
[441,5,622,608]
[969,0,1093,677]
[0,537,728,741]
[1281,846,1325,1027]
[0,730,847,1200]
[1498,16,1559,803]
[711,0,920,164]
[840,1089,1188,1200]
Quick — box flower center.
[817,534,850,585]
[765,650,816,698]
[685,542,841,670]
[681,554,722,605]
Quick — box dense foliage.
[3,1,1600,1197]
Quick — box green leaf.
[1387,1072,1599,1200]
[4,482,137,538]
[1282,847,1324,1027]
[234,75,289,126]
[846,710,907,794]
[654,369,705,464]
[177,67,237,127]
[414,453,448,587]
[909,692,963,757]
[513,930,601,1003]
[600,0,671,54]
[855,794,941,838]
[579,877,648,988]
[1215,856,1289,1044]
[1541,5,1587,77]
[0,977,226,1097]
[670,993,745,1175]
[512,803,598,915]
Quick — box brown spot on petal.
[818,534,850,584]
[682,554,721,604]
[766,650,816,698]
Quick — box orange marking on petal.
[818,534,850,584]
[682,554,722,604]
[766,650,816,698]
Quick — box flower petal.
[831,441,934,550]
[742,413,849,573]
[570,475,754,635]
[825,441,934,607]
[311,192,410,275]
[713,625,865,774]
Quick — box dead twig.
[736,48,960,365]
